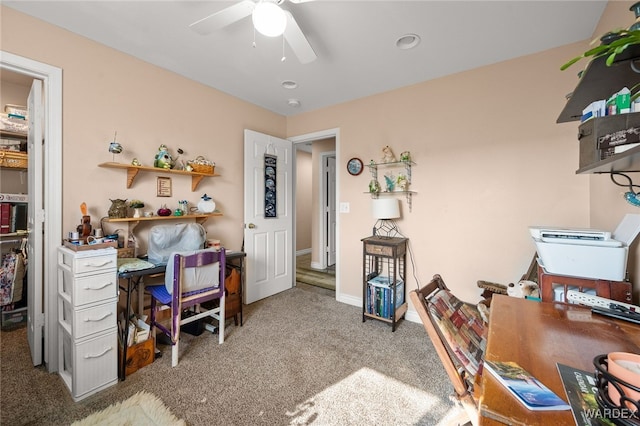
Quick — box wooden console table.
[480,295,640,425]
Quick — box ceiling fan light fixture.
[252,2,287,37]
[396,33,421,50]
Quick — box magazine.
[556,363,615,426]
[484,360,570,411]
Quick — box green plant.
[560,28,640,71]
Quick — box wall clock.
[347,157,363,176]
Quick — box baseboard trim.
[336,293,419,324]
[296,248,312,256]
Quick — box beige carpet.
[71,391,185,426]
[1,284,466,425]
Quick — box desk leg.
[120,277,133,380]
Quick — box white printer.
[530,214,640,281]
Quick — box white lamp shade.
[371,198,400,220]
[252,2,287,37]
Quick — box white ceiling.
[4,1,607,116]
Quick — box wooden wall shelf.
[98,162,219,191]
[104,213,221,224]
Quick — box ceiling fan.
[190,0,317,64]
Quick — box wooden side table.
[361,236,408,331]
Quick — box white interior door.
[327,156,336,266]
[243,129,293,304]
[27,79,44,366]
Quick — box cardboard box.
[119,337,154,377]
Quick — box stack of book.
[365,275,404,319]
[0,193,28,234]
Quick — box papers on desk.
[484,360,571,411]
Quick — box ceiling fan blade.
[288,0,316,3]
[283,10,317,64]
[189,0,255,35]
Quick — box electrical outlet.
[339,202,350,213]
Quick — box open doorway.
[1,51,63,373]
[294,137,336,291]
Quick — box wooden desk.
[480,295,640,425]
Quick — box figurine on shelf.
[157,205,172,216]
[131,158,142,166]
[400,151,411,162]
[175,200,188,216]
[173,148,185,170]
[396,174,408,192]
[197,194,216,213]
[77,202,92,239]
[384,174,395,192]
[381,146,397,163]
[108,198,128,219]
[129,199,145,218]
[369,179,380,195]
[154,144,173,169]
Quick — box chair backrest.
[148,223,206,265]
[165,248,226,296]
[410,274,486,404]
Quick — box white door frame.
[318,151,336,270]
[1,51,63,373]
[289,128,340,295]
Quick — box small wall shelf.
[98,162,219,191]
[367,161,416,211]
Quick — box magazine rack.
[410,274,487,425]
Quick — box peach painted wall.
[287,43,591,305]
[1,6,286,254]
[295,150,312,251]
[288,1,640,305]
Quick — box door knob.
[247,223,256,229]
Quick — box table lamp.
[371,198,401,238]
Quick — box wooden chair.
[410,274,487,426]
[147,248,226,367]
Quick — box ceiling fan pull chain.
[252,26,257,48]
[281,34,286,62]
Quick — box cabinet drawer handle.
[83,311,112,322]
[83,281,113,291]
[84,346,113,359]
[82,259,114,268]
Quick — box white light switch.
[339,202,350,213]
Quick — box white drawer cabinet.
[57,246,118,401]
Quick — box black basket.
[593,354,640,426]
